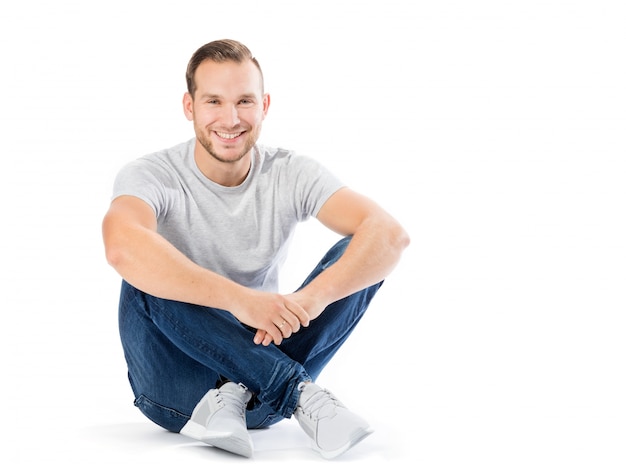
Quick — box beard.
[196,125,260,164]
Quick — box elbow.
[102,225,131,273]
[365,214,410,254]
[104,242,125,271]
[391,221,411,252]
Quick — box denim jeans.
[118,236,383,432]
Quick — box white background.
[1,1,624,468]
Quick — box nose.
[221,104,240,128]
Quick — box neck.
[194,143,252,187]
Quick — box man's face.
[184,59,269,164]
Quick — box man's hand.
[229,289,311,346]
[251,288,327,346]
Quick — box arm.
[295,187,410,314]
[253,187,409,345]
[102,195,309,344]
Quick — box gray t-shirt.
[111,139,344,291]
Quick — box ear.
[182,92,194,121]
[262,93,271,118]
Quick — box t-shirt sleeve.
[290,155,345,220]
[111,158,174,218]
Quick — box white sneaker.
[294,382,373,459]
[180,382,253,458]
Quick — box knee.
[321,236,352,267]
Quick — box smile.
[215,131,244,139]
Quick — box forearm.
[104,222,245,310]
[301,217,410,305]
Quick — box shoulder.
[257,144,294,164]
[256,144,323,173]
[118,140,193,181]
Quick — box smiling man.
[186,58,268,176]
[102,39,409,459]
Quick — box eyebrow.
[197,93,258,100]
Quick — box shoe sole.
[201,431,254,458]
[181,421,253,458]
[179,420,207,441]
[314,427,374,459]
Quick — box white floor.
[8,345,411,469]
[75,418,388,467]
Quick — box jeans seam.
[135,394,191,420]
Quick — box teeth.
[216,131,242,139]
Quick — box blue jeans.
[118,236,382,432]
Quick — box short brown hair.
[185,39,264,97]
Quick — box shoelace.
[216,385,247,418]
[300,388,341,420]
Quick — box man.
[102,39,409,459]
